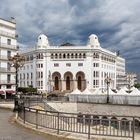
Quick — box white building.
[116,55,126,89]
[0,18,17,97]
[18,34,125,93]
[125,72,137,88]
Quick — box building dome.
[37,34,49,49]
[87,34,100,48]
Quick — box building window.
[20,74,22,79]
[7,39,11,45]
[93,80,96,85]
[59,54,62,59]
[41,72,43,78]
[27,81,29,86]
[63,54,66,58]
[75,53,78,58]
[93,63,99,67]
[93,71,99,78]
[66,63,71,67]
[23,73,25,79]
[31,73,33,79]
[51,54,54,59]
[41,81,43,86]
[7,51,11,58]
[7,62,11,71]
[71,53,74,58]
[7,74,11,83]
[30,55,33,60]
[79,53,82,58]
[83,53,86,58]
[6,85,11,89]
[27,73,29,79]
[41,64,43,68]
[55,54,58,59]
[54,63,59,67]
[78,63,83,66]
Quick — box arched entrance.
[66,76,70,90]
[52,72,61,91]
[64,72,73,91]
[78,76,82,90]
[54,76,59,90]
[76,71,85,91]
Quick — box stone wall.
[47,102,140,117]
[77,103,140,117]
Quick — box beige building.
[0,17,17,98]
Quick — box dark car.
[47,93,58,101]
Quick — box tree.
[134,83,140,89]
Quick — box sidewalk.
[0,101,14,110]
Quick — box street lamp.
[8,52,25,111]
[105,76,111,103]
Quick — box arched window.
[121,118,129,130]
[101,116,109,126]
[79,53,82,58]
[51,54,54,59]
[77,113,83,123]
[93,116,100,125]
[71,53,74,58]
[134,119,140,132]
[63,54,66,58]
[59,54,62,59]
[111,117,118,129]
[67,53,70,58]
[55,54,58,59]
[75,53,78,58]
[83,53,86,58]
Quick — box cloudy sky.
[0,0,140,80]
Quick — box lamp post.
[8,52,25,111]
[105,77,111,104]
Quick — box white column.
[43,52,47,92]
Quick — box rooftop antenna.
[10,17,15,23]
[117,50,120,56]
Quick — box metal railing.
[18,106,139,140]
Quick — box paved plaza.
[0,108,65,140]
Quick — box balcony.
[0,30,16,38]
[0,55,8,60]
[0,67,15,73]
[0,80,15,85]
[0,42,16,50]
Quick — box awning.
[0,90,5,94]
[5,90,15,94]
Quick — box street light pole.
[105,77,111,104]
[8,52,25,111]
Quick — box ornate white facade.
[18,34,125,93]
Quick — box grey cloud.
[0,0,140,80]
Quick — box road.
[0,108,64,140]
